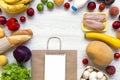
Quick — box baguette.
[0,29,33,54]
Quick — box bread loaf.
[7,29,33,46]
[0,29,33,54]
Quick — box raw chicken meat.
[84,13,106,22]
[83,19,105,31]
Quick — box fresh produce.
[82,58,88,65]
[41,0,48,4]
[0,55,8,66]
[105,65,116,75]
[20,16,26,22]
[103,0,115,5]
[99,3,106,11]
[0,16,7,25]
[3,0,21,4]
[112,21,120,29]
[0,29,33,54]
[109,6,119,16]
[13,45,31,63]
[0,28,5,38]
[37,3,44,12]
[0,63,31,80]
[64,2,70,9]
[80,66,109,80]
[54,0,64,6]
[87,1,96,10]
[116,29,120,39]
[47,1,54,9]
[86,41,113,66]
[0,0,32,14]
[27,7,35,16]
[6,18,20,31]
[114,52,120,59]
[85,32,120,48]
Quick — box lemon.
[0,55,8,66]
[0,28,5,38]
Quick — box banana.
[0,0,29,14]
[85,32,120,48]
[17,0,32,4]
[10,0,32,4]
[3,0,20,4]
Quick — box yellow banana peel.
[3,0,20,4]
[10,0,32,4]
[17,0,32,4]
[0,0,32,14]
[85,32,120,49]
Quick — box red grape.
[87,1,96,10]
[27,8,35,16]
[105,65,116,75]
[112,21,120,29]
[0,16,7,25]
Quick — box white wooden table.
[1,0,120,80]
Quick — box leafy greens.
[0,63,31,80]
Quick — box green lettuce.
[0,63,31,80]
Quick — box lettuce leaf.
[0,63,31,80]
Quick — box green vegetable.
[0,63,31,80]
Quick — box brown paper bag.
[31,50,77,80]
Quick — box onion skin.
[13,45,31,63]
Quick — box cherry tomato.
[64,2,70,9]
[82,58,88,65]
[114,53,120,59]
[99,3,105,11]
[20,16,26,22]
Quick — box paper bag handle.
[47,37,61,52]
